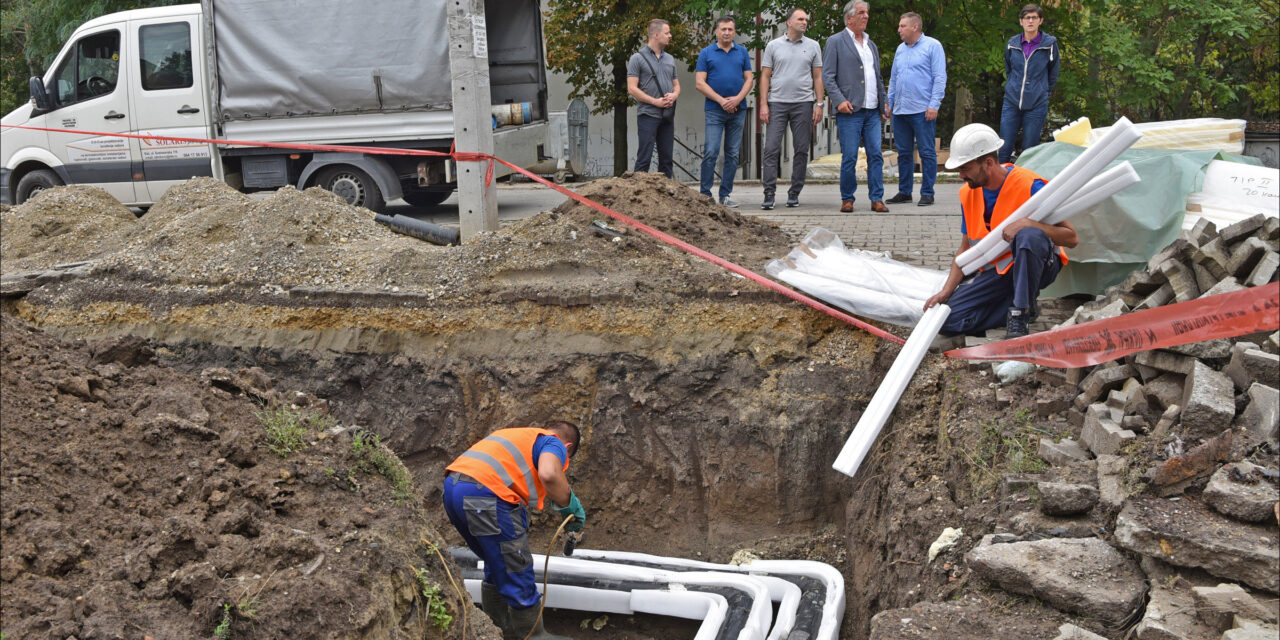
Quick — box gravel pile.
[0,186,138,270]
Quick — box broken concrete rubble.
[1190,582,1277,632]
[1133,556,1220,640]
[1052,623,1108,640]
[1223,347,1280,391]
[1202,462,1280,523]
[1038,437,1091,466]
[1235,383,1279,443]
[1081,402,1137,455]
[965,535,1146,626]
[1114,496,1279,593]
[1037,481,1099,515]
[1180,361,1236,442]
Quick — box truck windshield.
[51,30,121,108]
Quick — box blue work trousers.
[443,476,539,609]
[701,108,747,200]
[941,228,1062,335]
[999,101,1049,163]
[836,108,884,203]
[892,112,937,198]
[635,114,675,178]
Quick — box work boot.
[480,582,513,637]
[508,602,570,640]
[1006,307,1031,339]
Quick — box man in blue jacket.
[999,4,1059,163]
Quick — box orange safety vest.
[446,427,569,509]
[961,164,1068,274]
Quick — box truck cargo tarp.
[205,0,452,120]
[1014,142,1260,297]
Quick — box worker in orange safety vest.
[925,123,1076,338]
[443,422,584,640]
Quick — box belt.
[447,471,481,485]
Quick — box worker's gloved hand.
[555,492,586,532]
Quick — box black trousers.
[635,114,674,178]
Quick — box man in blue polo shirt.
[695,15,753,208]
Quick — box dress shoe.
[840,200,854,213]
[885,193,912,204]
[917,195,935,206]
[870,201,889,212]
[786,193,800,207]
[761,195,775,210]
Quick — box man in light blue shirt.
[886,12,946,207]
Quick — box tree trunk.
[1173,28,1211,120]
[612,60,629,176]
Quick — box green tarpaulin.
[1015,142,1260,297]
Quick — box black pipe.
[374,213,459,246]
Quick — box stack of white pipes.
[957,117,1143,275]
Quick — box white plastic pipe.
[570,549,842,640]
[832,304,951,477]
[956,117,1142,274]
[964,161,1143,270]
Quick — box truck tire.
[317,165,385,212]
[402,189,452,208]
[15,169,63,204]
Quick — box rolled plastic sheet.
[767,266,929,327]
[832,303,951,478]
[1086,118,1247,154]
[957,117,1142,274]
[1041,161,1141,225]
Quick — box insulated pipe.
[463,579,730,640]
[373,213,460,246]
[1041,161,1141,225]
[571,549,846,640]
[956,117,1141,274]
[833,304,951,477]
[961,161,1143,270]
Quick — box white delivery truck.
[0,0,554,211]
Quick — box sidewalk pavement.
[391,176,965,272]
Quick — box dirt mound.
[0,315,488,640]
[0,186,137,270]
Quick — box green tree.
[545,0,707,176]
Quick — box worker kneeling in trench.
[443,421,586,640]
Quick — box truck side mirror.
[29,77,52,112]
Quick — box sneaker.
[786,193,800,207]
[720,197,740,208]
[1006,307,1031,339]
[885,193,913,204]
[761,196,775,210]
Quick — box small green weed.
[257,403,334,457]
[415,567,453,631]
[964,416,1050,492]
[237,596,261,620]
[352,431,415,502]
[214,603,232,639]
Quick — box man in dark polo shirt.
[694,15,753,207]
[627,19,680,178]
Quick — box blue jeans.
[893,112,937,198]
[999,101,1049,163]
[443,476,540,609]
[835,108,884,203]
[941,227,1062,335]
[635,114,674,178]
[701,108,747,200]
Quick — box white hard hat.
[945,123,1004,169]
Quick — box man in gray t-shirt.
[627,19,680,178]
[759,8,824,209]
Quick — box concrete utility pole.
[448,0,499,240]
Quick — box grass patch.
[351,431,415,502]
[257,403,334,458]
[214,604,232,639]
[963,409,1051,492]
[415,567,453,631]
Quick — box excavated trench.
[7,278,973,638]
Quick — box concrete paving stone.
[1203,461,1280,523]
[1199,276,1244,299]
[1079,365,1136,404]
[1193,237,1233,280]
[1234,383,1279,443]
[1263,215,1280,242]
[1181,216,1218,248]
[1038,437,1092,466]
[1082,403,1136,455]
[1114,495,1280,593]
[1227,237,1272,279]
[1224,346,1278,391]
[1180,361,1235,442]
[1143,373,1187,411]
[1191,582,1277,631]
[1096,454,1127,511]
[1159,260,1201,302]
[1136,283,1174,310]
[1135,350,1195,375]
[1121,268,1168,296]
[1192,262,1220,293]
[1147,238,1194,274]
[1166,339,1232,359]
[965,535,1146,626]
[1243,248,1278,287]
[1217,213,1267,246]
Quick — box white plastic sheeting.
[766,228,947,327]
[832,304,951,478]
[1182,160,1280,231]
[1086,118,1246,154]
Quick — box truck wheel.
[317,166,385,212]
[402,189,452,208]
[15,169,63,204]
